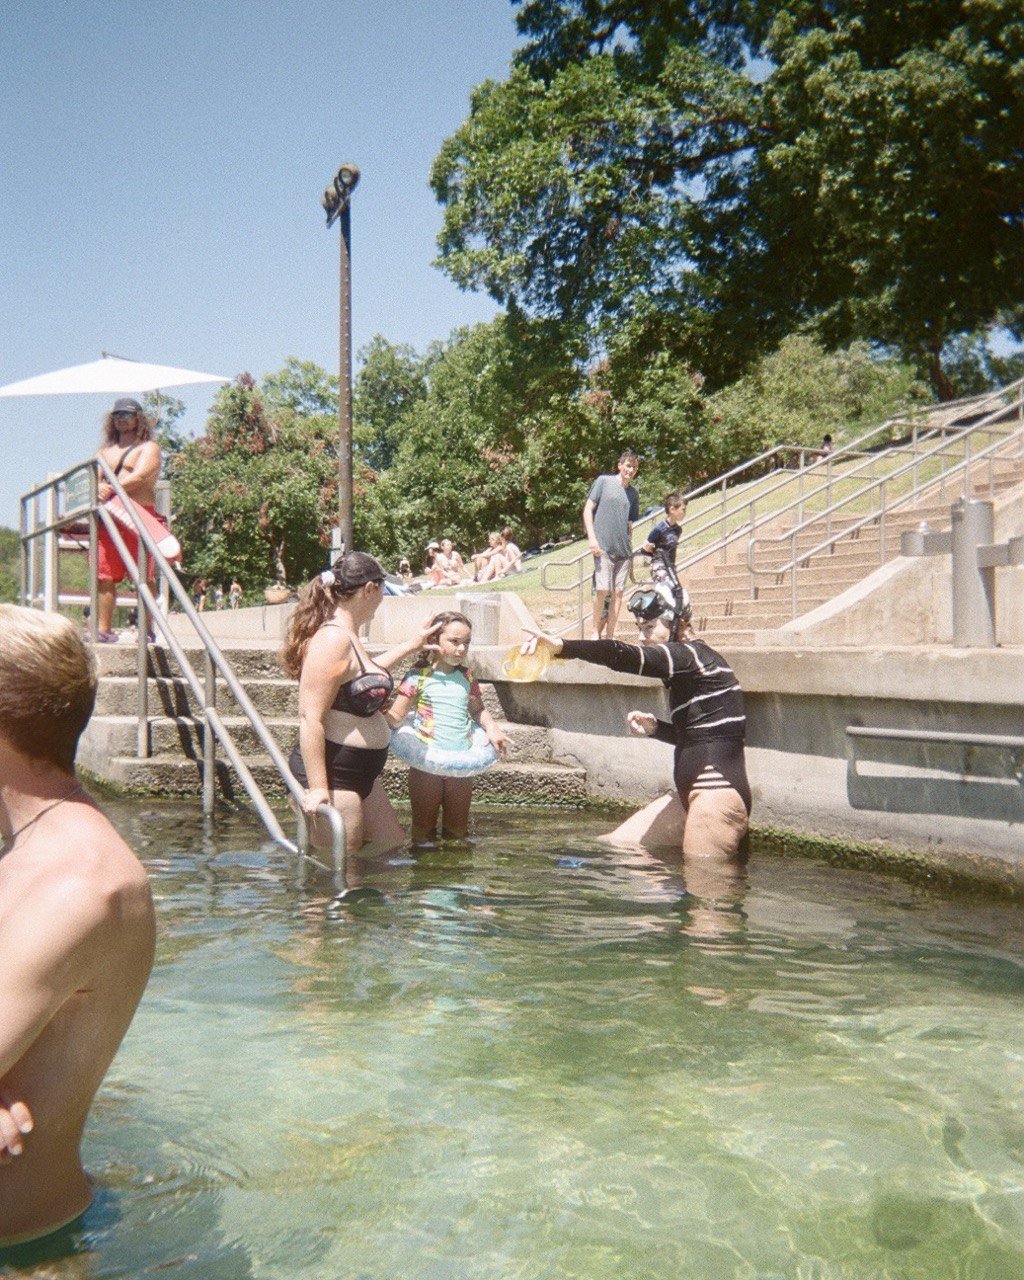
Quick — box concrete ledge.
[165,590,537,648]
[466,643,1024,867]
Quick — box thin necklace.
[0,784,84,857]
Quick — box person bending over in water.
[521,558,750,860]
[281,552,440,852]
[0,605,155,1251]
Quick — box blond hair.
[0,606,98,771]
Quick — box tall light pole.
[322,163,360,555]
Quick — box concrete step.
[692,605,795,629]
[83,751,586,806]
[83,713,554,765]
[92,643,287,682]
[93,675,299,720]
[699,628,758,648]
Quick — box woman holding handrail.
[281,552,439,852]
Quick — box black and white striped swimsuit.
[559,638,751,813]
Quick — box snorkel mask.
[627,553,692,634]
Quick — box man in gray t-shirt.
[583,449,640,638]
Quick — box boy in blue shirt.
[642,492,687,566]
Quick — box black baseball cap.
[112,397,143,413]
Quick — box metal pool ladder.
[20,455,348,894]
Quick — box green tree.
[168,373,340,589]
[353,336,429,471]
[262,357,339,416]
[357,314,604,562]
[434,1,1024,397]
[0,526,19,603]
[705,336,930,463]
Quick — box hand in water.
[626,710,658,737]
[0,1089,32,1162]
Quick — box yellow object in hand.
[502,637,557,682]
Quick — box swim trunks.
[96,504,166,583]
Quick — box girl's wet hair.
[412,610,472,669]
[281,551,385,677]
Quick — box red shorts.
[96,505,166,584]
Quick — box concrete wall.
[470,644,1024,881]
[764,485,1024,647]
[166,589,535,648]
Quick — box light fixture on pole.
[322,163,360,555]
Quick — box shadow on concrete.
[847,754,1024,823]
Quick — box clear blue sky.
[0,0,520,528]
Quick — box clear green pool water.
[31,804,1024,1279]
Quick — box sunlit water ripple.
[14,803,1024,1280]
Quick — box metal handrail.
[847,726,1024,750]
[19,457,348,893]
[846,725,1024,783]
[742,414,1019,577]
[746,393,1024,618]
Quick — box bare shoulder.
[134,440,162,464]
[303,622,356,673]
[8,802,153,940]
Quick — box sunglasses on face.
[112,411,137,420]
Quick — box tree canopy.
[432,0,1024,397]
[167,373,341,590]
[159,328,928,588]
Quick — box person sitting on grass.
[498,527,523,575]
[471,531,503,581]
[432,538,467,586]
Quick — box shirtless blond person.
[94,398,164,641]
[0,606,154,1250]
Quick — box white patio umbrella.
[0,352,230,398]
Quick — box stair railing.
[540,441,856,636]
[19,457,348,894]
[746,389,1024,620]
[537,375,1024,638]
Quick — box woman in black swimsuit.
[522,566,751,860]
[281,552,438,852]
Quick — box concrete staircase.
[77,643,588,806]
[688,453,1024,648]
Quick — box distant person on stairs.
[583,449,640,639]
